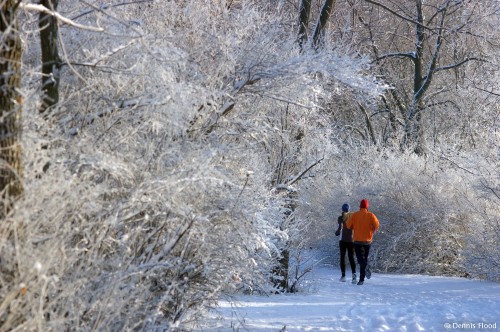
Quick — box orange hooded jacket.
[346,208,380,243]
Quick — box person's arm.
[346,214,354,229]
[335,216,342,236]
[371,214,380,231]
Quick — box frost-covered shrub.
[459,156,500,282]
[1,2,280,331]
[304,147,500,280]
[0,103,279,331]
[2,0,391,330]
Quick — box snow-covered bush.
[459,155,500,282]
[305,146,500,280]
[1,1,388,331]
[1,94,279,331]
[2,2,274,331]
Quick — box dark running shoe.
[366,265,372,279]
[357,280,364,285]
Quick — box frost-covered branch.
[71,0,154,20]
[432,57,485,74]
[65,95,172,136]
[19,3,104,31]
[66,40,139,68]
[469,81,500,97]
[415,3,449,101]
[363,0,433,31]
[287,158,324,186]
[373,52,415,63]
[481,180,500,201]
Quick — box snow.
[201,263,500,331]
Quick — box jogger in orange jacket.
[346,199,380,285]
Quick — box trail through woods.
[200,262,500,331]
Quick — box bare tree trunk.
[297,0,312,52]
[272,187,298,292]
[39,0,61,113]
[400,0,426,154]
[0,0,23,216]
[403,0,448,155]
[311,0,337,49]
[358,102,377,145]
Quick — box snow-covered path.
[200,265,500,331]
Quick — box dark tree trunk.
[311,0,337,49]
[39,0,61,113]
[403,0,447,155]
[273,249,289,291]
[402,1,425,153]
[272,188,296,292]
[297,0,312,52]
[0,0,23,216]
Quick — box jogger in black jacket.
[335,203,357,283]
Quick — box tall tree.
[0,0,23,215]
[358,0,500,154]
[39,0,61,113]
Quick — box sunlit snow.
[201,261,500,331]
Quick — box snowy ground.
[199,264,500,331]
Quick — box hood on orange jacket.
[346,208,380,243]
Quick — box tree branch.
[469,81,500,97]
[439,155,477,175]
[363,0,433,31]
[432,57,485,74]
[358,102,377,145]
[344,125,366,141]
[424,99,460,110]
[19,3,104,32]
[481,180,500,201]
[372,52,415,63]
[254,92,316,110]
[287,158,324,186]
[415,3,449,101]
[71,0,154,20]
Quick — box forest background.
[0,0,499,331]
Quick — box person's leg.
[363,244,372,279]
[347,242,356,275]
[339,241,346,281]
[339,241,347,280]
[354,244,366,282]
[347,242,357,283]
